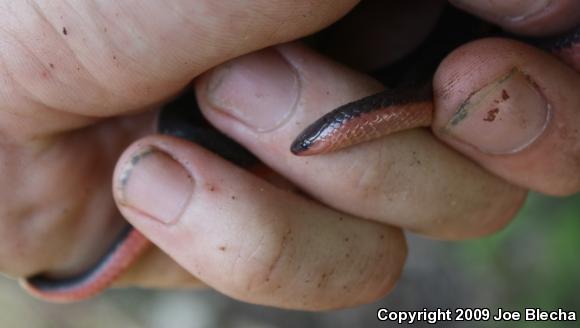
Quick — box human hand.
[0,0,361,304]
[438,0,580,194]
[4,0,578,311]
[111,0,580,311]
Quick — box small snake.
[291,25,580,156]
[19,10,580,302]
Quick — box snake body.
[291,25,580,156]
[291,85,433,155]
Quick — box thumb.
[433,38,580,195]
[112,135,405,310]
[0,0,358,139]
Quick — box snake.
[291,20,580,155]
[18,7,580,302]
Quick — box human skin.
[1,0,580,310]
[0,0,363,296]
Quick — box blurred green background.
[1,192,578,328]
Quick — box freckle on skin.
[206,183,216,192]
[502,89,510,100]
[49,63,54,69]
[62,27,68,35]
[219,246,226,251]
[484,108,499,122]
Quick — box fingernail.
[451,0,551,22]
[206,48,300,132]
[117,147,193,224]
[443,68,551,154]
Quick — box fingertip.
[433,38,580,194]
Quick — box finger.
[449,0,580,35]
[432,38,580,196]
[0,0,358,140]
[113,135,406,310]
[114,246,205,289]
[194,44,526,240]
